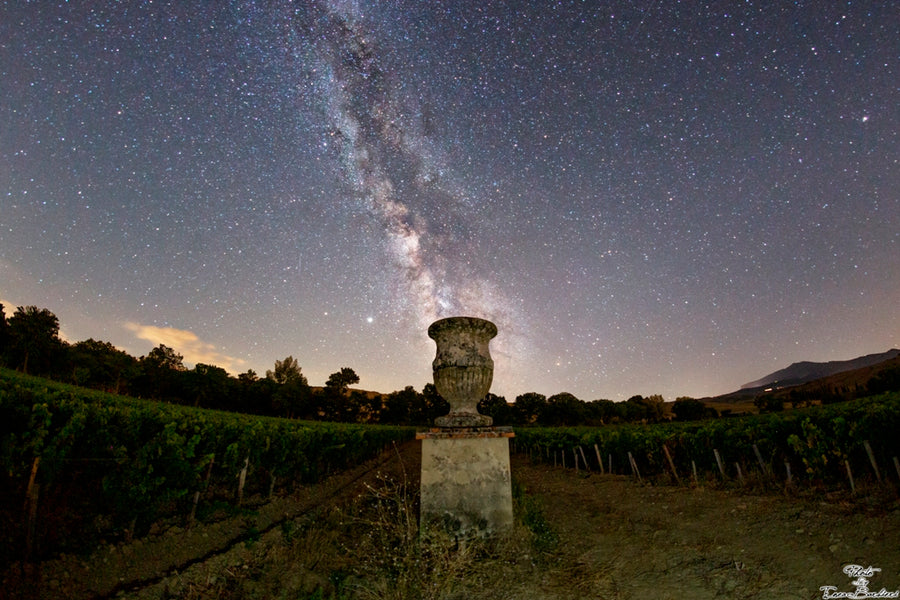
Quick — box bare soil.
[5,441,900,600]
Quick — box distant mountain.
[740,349,900,391]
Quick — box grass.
[164,460,557,600]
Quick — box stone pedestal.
[417,427,514,535]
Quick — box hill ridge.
[740,348,900,391]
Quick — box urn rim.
[427,316,498,340]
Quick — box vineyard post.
[845,460,856,495]
[25,483,40,563]
[594,444,605,474]
[578,446,590,472]
[627,452,642,483]
[893,457,900,483]
[237,456,249,506]
[189,454,215,527]
[785,462,793,488]
[23,456,40,512]
[268,473,276,498]
[691,460,698,485]
[553,449,558,468]
[663,445,680,485]
[863,441,882,482]
[24,457,41,563]
[608,454,613,475]
[735,463,744,486]
[752,444,767,476]
[189,490,201,527]
[573,448,579,473]
[714,449,726,480]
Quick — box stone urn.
[428,316,497,428]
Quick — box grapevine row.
[0,368,415,562]
[513,392,900,489]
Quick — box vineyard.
[514,391,900,492]
[3,365,900,589]
[0,368,416,567]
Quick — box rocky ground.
[5,441,900,600]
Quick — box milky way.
[1,1,897,400]
[304,1,520,330]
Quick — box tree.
[144,344,185,371]
[584,399,618,425]
[477,393,511,425]
[238,369,259,384]
[382,386,419,424]
[868,365,900,395]
[185,363,231,408]
[513,392,547,425]
[266,355,306,385]
[235,371,277,416]
[545,392,586,425]
[754,393,784,413]
[622,394,665,423]
[672,397,708,421]
[134,344,187,400]
[326,367,360,391]
[265,357,312,418]
[0,303,10,365]
[67,338,136,393]
[7,305,63,375]
[421,383,450,424]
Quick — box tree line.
[0,303,726,425]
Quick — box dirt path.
[3,442,416,600]
[512,454,900,599]
[6,441,900,600]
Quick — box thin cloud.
[124,322,247,374]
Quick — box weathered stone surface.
[421,317,513,535]
[419,432,514,535]
[428,317,496,428]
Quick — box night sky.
[2,1,898,401]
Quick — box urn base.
[435,412,493,428]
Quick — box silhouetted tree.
[7,306,63,375]
[382,386,417,424]
[478,393,511,425]
[266,355,305,385]
[67,338,136,393]
[584,399,619,424]
[134,344,186,400]
[236,371,277,415]
[0,303,10,365]
[513,392,547,425]
[621,395,665,422]
[672,397,708,421]
[185,363,231,408]
[349,390,379,423]
[145,344,185,371]
[421,383,450,424]
[753,393,784,413]
[264,356,312,417]
[544,392,586,425]
[867,366,900,395]
[325,367,360,391]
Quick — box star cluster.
[1,1,897,400]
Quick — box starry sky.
[1,1,898,402]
